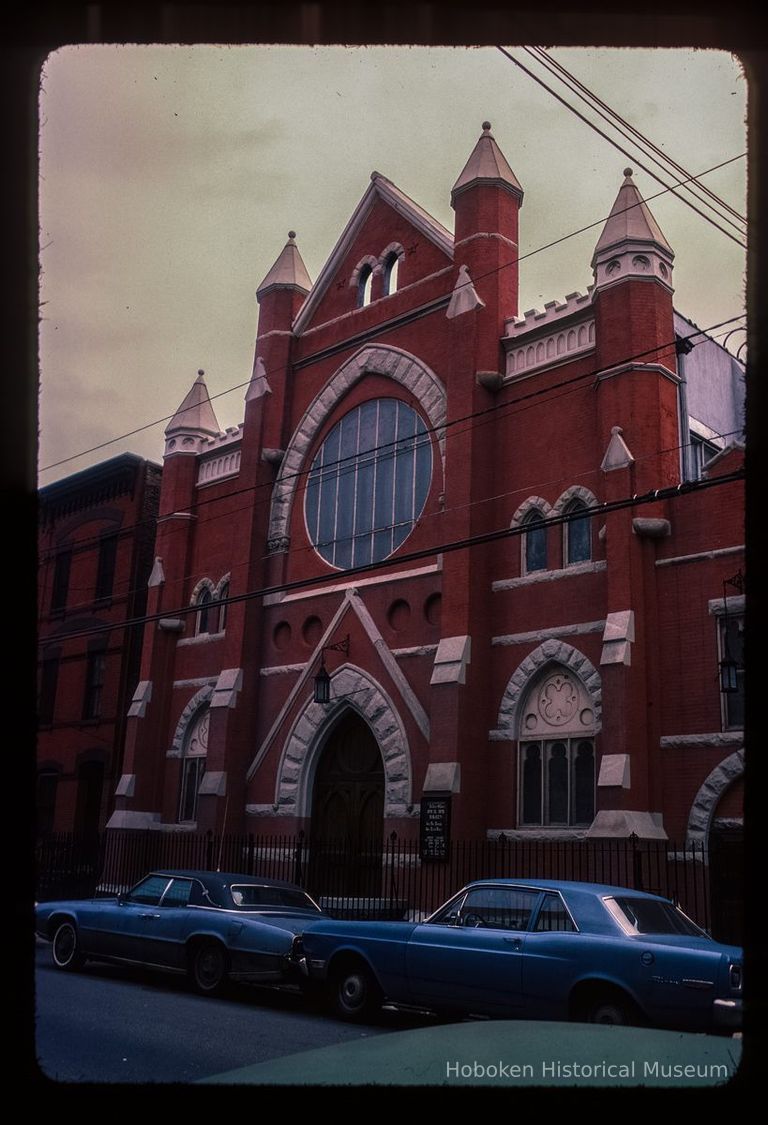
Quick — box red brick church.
[105,123,744,860]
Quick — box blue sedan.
[36,869,324,995]
[294,879,742,1032]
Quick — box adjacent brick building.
[38,454,162,834]
[104,125,744,868]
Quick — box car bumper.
[713,997,742,1029]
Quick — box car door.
[132,877,201,969]
[406,886,542,1015]
[105,874,173,963]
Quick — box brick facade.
[104,127,744,849]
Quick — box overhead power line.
[39,151,746,476]
[525,46,746,231]
[39,467,744,647]
[496,46,747,250]
[39,310,745,579]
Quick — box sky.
[37,45,748,484]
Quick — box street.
[33,941,429,1084]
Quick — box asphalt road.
[33,941,430,1085]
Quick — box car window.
[160,878,193,908]
[534,892,577,932]
[125,875,172,906]
[610,897,708,937]
[460,887,540,931]
[228,885,322,911]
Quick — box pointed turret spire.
[592,168,674,290]
[164,370,221,456]
[256,231,313,298]
[451,122,524,205]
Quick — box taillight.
[729,963,742,991]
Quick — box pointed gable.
[292,173,454,335]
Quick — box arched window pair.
[521,499,592,574]
[194,578,230,636]
[356,251,401,308]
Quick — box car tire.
[190,941,228,996]
[51,921,86,972]
[331,961,383,1022]
[585,998,636,1026]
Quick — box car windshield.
[229,885,321,911]
[610,896,708,937]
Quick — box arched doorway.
[310,711,384,898]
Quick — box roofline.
[39,453,160,501]
[292,174,453,335]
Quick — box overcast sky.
[38,45,747,484]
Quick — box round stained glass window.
[305,398,432,569]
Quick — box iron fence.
[35,829,725,940]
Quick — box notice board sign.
[420,793,451,861]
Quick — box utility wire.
[496,46,747,250]
[39,311,746,573]
[39,467,744,647]
[39,152,746,476]
[525,46,746,230]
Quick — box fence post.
[387,831,398,913]
[629,832,643,890]
[294,830,305,887]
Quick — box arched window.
[305,398,432,570]
[196,587,213,635]
[522,509,547,573]
[518,668,596,827]
[564,499,591,565]
[382,252,400,296]
[217,581,229,633]
[357,265,373,308]
[178,708,208,823]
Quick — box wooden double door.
[310,712,384,897]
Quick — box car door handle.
[503,937,522,950]
[138,912,161,919]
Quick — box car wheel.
[190,941,228,995]
[585,998,635,1026]
[51,921,86,971]
[332,962,382,1022]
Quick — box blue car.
[294,878,742,1032]
[36,869,324,995]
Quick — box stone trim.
[497,639,602,734]
[504,288,594,335]
[197,449,241,487]
[260,664,306,676]
[173,677,218,689]
[596,361,680,386]
[493,621,605,647]
[392,644,439,658]
[168,685,213,758]
[177,631,225,647]
[267,345,447,545]
[708,595,746,617]
[487,828,589,841]
[686,749,744,844]
[127,680,152,719]
[350,254,380,288]
[493,560,607,591]
[273,665,413,818]
[264,560,441,606]
[505,320,595,379]
[656,545,744,569]
[510,495,553,527]
[661,732,743,749]
[552,484,598,516]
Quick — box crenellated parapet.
[196,426,244,487]
[502,289,595,379]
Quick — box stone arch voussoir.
[267,345,447,543]
[686,749,745,846]
[275,664,412,818]
[169,684,214,758]
[497,641,602,734]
